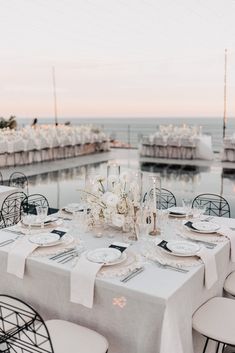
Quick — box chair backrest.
[0,171,3,185]
[0,294,54,353]
[22,194,49,215]
[143,188,177,209]
[8,172,29,195]
[192,193,231,218]
[1,191,27,228]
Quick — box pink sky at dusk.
[0,0,235,119]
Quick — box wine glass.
[36,206,48,230]
[182,198,193,218]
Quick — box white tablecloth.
[140,134,213,160]
[0,185,18,208]
[0,216,234,353]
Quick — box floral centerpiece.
[79,171,142,233]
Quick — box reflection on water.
[27,160,235,217]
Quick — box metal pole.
[223,48,228,139]
[52,66,58,126]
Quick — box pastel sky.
[0,0,235,118]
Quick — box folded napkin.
[218,227,235,262]
[7,238,38,279]
[70,255,103,308]
[197,248,218,289]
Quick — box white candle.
[153,179,157,212]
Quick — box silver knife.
[121,267,144,283]
[49,248,76,260]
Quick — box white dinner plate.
[64,203,83,213]
[102,252,127,267]
[166,241,200,257]
[29,233,60,246]
[191,221,220,233]
[168,207,186,217]
[86,248,121,264]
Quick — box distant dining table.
[0,213,234,353]
[140,134,214,161]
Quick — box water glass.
[182,198,193,217]
[36,206,48,229]
[22,213,35,235]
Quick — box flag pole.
[223,48,228,139]
[52,66,58,126]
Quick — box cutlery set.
[151,260,189,273]
[0,237,18,247]
[49,248,84,264]
[120,267,144,283]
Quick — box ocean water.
[18,117,235,151]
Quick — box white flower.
[101,192,119,207]
[111,214,125,228]
[108,174,119,187]
[120,171,130,184]
[94,174,106,183]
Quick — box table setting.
[1,169,235,353]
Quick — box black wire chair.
[0,294,54,353]
[0,294,109,353]
[0,191,27,228]
[143,188,177,209]
[0,171,3,185]
[22,193,49,215]
[192,193,231,218]
[22,193,59,215]
[8,172,29,195]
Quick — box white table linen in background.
[0,216,233,353]
[70,255,103,308]
[0,125,110,167]
[0,185,19,208]
[140,126,213,160]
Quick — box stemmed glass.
[22,213,35,235]
[182,198,193,218]
[36,206,48,230]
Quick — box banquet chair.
[0,171,3,185]
[192,193,231,218]
[22,193,59,215]
[8,172,29,195]
[192,297,235,353]
[0,294,108,353]
[143,188,177,209]
[0,191,27,228]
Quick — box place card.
[109,242,130,253]
[50,228,68,238]
[157,240,172,252]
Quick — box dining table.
[0,213,234,353]
[0,185,19,207]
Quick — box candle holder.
[149,212,161,236]
[128,205,139,241]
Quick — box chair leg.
[215,342,220,353]
[202,337,209,353]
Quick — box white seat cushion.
[224,271,235,296]
[193,297,235,345]
[46,319,108,353]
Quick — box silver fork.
[151,259,189,273]
[0,235,22,247]
[58,252,80,264]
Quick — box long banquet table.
[0,216,234,353]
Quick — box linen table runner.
[219,227,235,262]
[7,237,38,279]
[70,255,103,308]
[197,248,218,289]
